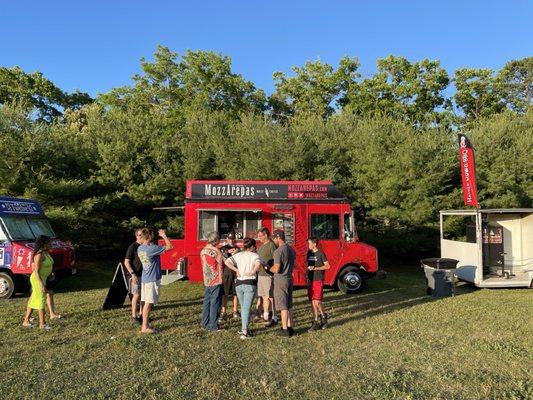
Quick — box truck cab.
[0,196,76,299]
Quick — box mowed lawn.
[0,262,532,400]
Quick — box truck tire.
[0,271,15,299]
[337,266,366,294]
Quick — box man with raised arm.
[137,228,173,334]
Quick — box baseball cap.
[271,230,285,240]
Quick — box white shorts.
[141,280,161,305]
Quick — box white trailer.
[440,209,533,288]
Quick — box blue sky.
[1,1,531,97]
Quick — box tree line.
[0,47,531,261]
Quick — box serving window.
[198,210,262,240]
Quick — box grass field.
[0,262,532,400]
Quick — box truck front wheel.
[0,271,15,299]
[337,266,366,294]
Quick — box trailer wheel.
[337,266,366,294]
[0,271,15,299]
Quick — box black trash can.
[420,258,459,297]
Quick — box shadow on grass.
[287,268,476,335]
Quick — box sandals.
[140,328,159,334]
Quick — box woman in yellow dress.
[22,235,53,330]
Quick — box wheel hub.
[0,278,9,294]
[345,272,361,288]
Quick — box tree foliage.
[0,66,92,122]
[0,48,531,260]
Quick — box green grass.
[1,262,532,400]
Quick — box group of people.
[22,226,330,338]
[123,225,330,338]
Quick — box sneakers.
[232,312,240,319]
[263,318,278,327]
[218,313,227,324]
[308,321,321,332]
[132,316,142,326]
[278,328,291,338]
[239,330,253,340]
[320,313,329,329]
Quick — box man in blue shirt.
[137,228,173,334]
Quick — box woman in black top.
[219,234,239,320]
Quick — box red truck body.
[161,180,379,293]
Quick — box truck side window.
[199,211,217,240]
[244,211,262,238]
[343,213,353,241]
[199,210,262,240]
[310,214,340,240]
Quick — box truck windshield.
[1,216,56,241]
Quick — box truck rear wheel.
[337,266,366,294]
[0,271,15,299]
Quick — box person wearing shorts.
[256,227,277,326]
[124,228,144,324]
[137,228,173,334]
[306,237,330,331]
[270,230,296,338]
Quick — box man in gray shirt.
[270,230,296,337]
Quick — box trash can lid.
[420,258,459,269]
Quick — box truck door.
[482,224,505,276]
[308,210,343,282]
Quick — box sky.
[1,1,532,97]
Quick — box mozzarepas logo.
[204,184,257,198]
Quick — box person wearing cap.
[200,231,224,332]
[219,234,239,321]
[269,230,296,337]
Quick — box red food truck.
[160,180,379,293]
[0,196,76,299]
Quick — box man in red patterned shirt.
[200,231,224,331]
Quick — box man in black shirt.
[124,228,144,324]
[306,237,330,331]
